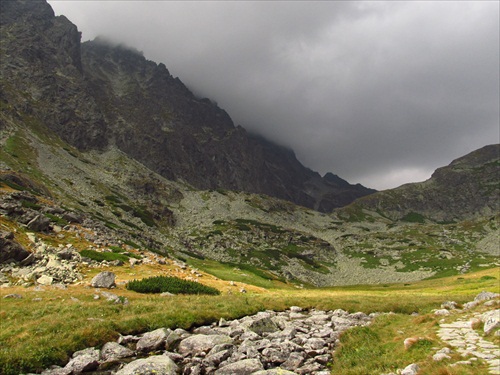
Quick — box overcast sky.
[47,0,499,190]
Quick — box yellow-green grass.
[0,268,498,375]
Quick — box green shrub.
[21,200,41,210]
[44,213,68,226]
[401,212,426,223]
[480,275,496,281]
[0,178,25,191]
[132,206,156,227]
[126,276,220,295]
[79,249,129,263]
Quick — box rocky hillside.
[0,0,375,212]
[338,144,499,223]
[0,0,498,289]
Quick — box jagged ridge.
[0,0,375,212]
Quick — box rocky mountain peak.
[1,0,375,212]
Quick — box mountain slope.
[0,0,375,212]
[338,144,499,223]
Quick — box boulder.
[0,232,31,264]
[100,342,134,362]
[91,271,116,288]
[115,355,178,375]
[136,328,170,352]
[27,214,51,232]
[401,363,419,375]
[482,309,500,335]
[214,358,264,375]
[100,291,128,304]
[64,348,99,373]
[247,316,279,335]
[62,212,83,223]
[475,291,500,301]
[37,275,53,286]
[178,334,233,355]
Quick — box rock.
[64,348,99,373]
[214,358,264,375]
[37,275,53,286]
[91,271,116,288]
[115,355,178,375]
[0,232,31,264]
[482,309,500,335]
[100,291,128,304]
[475,291,500,301]
[247,316,279,335]
[62,212,82,223]
[441,301,458,310]
[401,363,419,375]
[100,342,134,362]
[433,352,451,361]
[434,309,450,316]
[27,214,51,232]
[282,352,305,370]
[252,370,298,375]
[136,328,170,352]
[3,293,22,299]
[178,334,233,356]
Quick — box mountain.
[0,0,375,212]
[338,144,499,223]
[0,0,498,290]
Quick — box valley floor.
[1,267,499,375]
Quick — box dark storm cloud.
[48,1,499,190]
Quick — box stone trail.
[437,314,500,374]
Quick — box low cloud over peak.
[48,0,499,190]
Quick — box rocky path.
[36,307,374,375]
[437,311,500,374]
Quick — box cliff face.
[343,144,500,222]
[1,0,376,211]
[0,0,107,149]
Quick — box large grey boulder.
[100,342,134,362]
[214,358,264,375]
[91,271,116,288]
[136,328,170,352]
[247,316,279,335]
[178,334,233,355]
[64,348,100,374]
[115,355,178,375]
[482,309,500,335]
[475,291,500,301]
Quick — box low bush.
[79,249,129,263]
[126,275,220,295]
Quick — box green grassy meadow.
[1,267,498,375]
